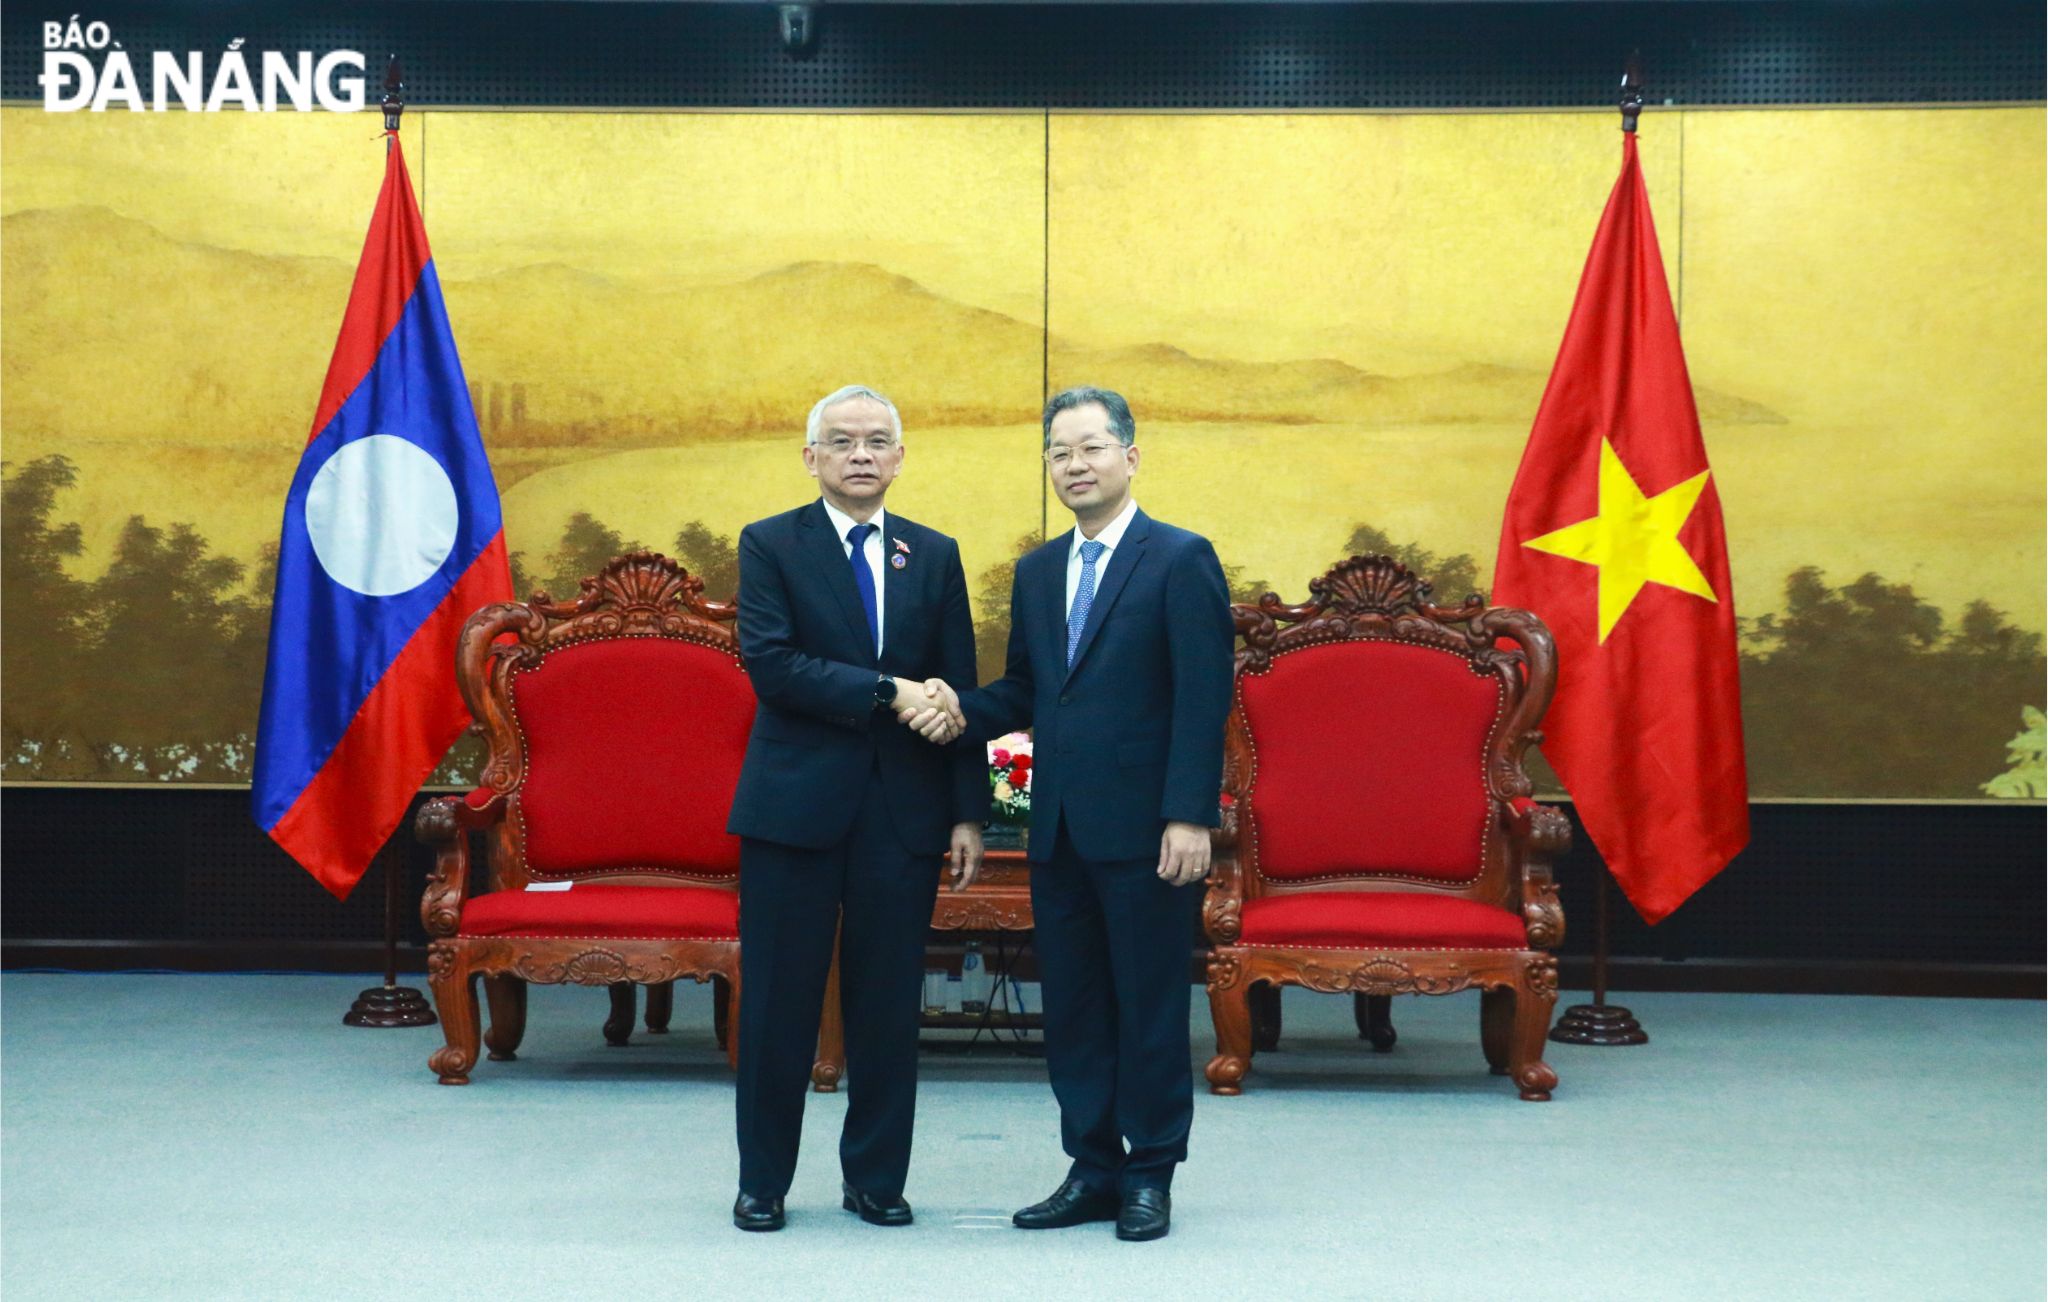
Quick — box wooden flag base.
[1550,853,1647,1046]
[1549,1001,1647,1046]
[343,846,435,1028]
[344,983,437,1028]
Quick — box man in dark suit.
[726,385,986,1233]
[906,386,1234,1242]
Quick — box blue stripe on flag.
[251,263,502,830]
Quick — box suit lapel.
[800,500,878,666]
[880,518,915,668]
[1062,509,1150,686]
[1044,528,1073,673]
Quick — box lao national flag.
[252,135,512,899]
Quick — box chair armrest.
[1202,852,1244,943]
[1504,797,1569,949]
[415,791,507,939]
[1211,789,1241,851]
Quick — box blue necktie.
[1067,539,1106,667]
[846,522,880,656]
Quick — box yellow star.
[1522,439,1717,642]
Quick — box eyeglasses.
[1043,441,1125,469]
[814,435,899,457]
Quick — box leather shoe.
[1012,1177,1120,1230]
[1116,1187,1170,1241]
[732,1192,785,1232]
[842,1181,913,1227]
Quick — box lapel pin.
[891,538,910,568]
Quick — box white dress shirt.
[820,498,886,656]
[1064,497,1139,619]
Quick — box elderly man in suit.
[906,386,1234,1241]
[726,385,985,1233]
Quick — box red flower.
[1010,754,1031,774]
[992,749,1012,766]
[1012,768,1031,790]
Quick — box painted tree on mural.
[671,522,740,605]
[971,531,1042,684]
[3,460,2042,798]
[1342,523,1482,606]
[509,512,643,603]
[2,456,269,781]
[2,456,92,775]
[1735,568,2045,797]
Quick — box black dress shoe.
[1012,1177,1121,1230]
[1115,1187,1170,1242]
[733,1192,785,1232]
[841,1181,914,1226]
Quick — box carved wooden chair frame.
[417,553,747,1085]
[1201,555,1571,1100]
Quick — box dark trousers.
[1030,821,1201,1195]
[735,769,941,1199]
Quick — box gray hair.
[1042,386,1135,448]
[806,385,902,445]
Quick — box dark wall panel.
[5,2,2041,111]
[4,788,2041,979]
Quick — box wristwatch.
[873,676,897,708]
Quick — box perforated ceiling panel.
[4,2,2041,109]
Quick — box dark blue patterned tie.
[846,522,879,656]
[1067,539,1106,667]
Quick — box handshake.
[888,678,967,744]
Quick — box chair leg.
[427,947,479,1086]
[1204,969,1254,1096]
[1249,982,1282,1053]
[723,967,741,1071]
[812,943,845,1093]
[604,982,635,1046]
[1508,967,1560,1102]
[644,980,674,1034]
[1480,987,1513,1075]
[712,974,732,1053]
[483,974,527,1062]
[1358,993,1397,1052]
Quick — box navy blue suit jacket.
[726,501,984,856]
[958,508,1234,864]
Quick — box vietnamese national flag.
[252,133,512,899]
[1490,130,1749,924]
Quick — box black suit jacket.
[726,500,985,856]
[958,508,1234,863]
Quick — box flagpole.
[343,53,436,1031]
[1550,54,1652,1049]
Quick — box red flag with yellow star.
[1491,130,1749,924]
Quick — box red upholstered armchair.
[1202,556,1570,1101]
[416,554,753,1085]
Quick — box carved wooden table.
[810,848,1033,1091]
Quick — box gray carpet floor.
[2,974,2041,1300]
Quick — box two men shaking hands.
[724,383,1234,1243]
[883,677,1215,890]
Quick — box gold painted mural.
[2,106,2041,796]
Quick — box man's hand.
[897,678,964,743]
[949,822,985,891]
[1157,820,1211,887]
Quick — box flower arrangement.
[988,731,1033,824]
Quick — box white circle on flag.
[304,434,460,597]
